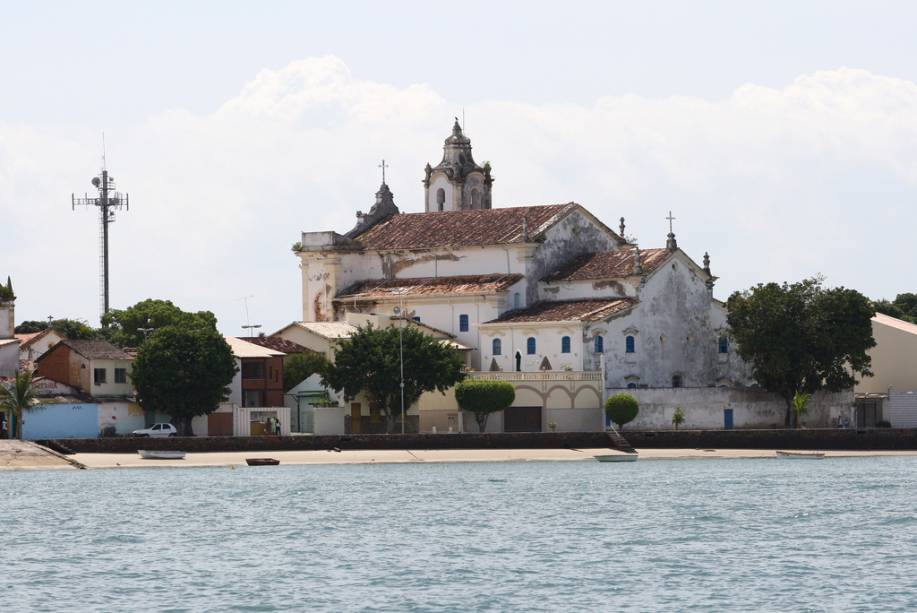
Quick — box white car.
[132,423,178,438]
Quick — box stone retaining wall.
[41,432,623,454]
[624,428,917,450]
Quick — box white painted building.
[290,122,847,431]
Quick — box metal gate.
[887,392,917,428]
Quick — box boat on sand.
[138,450,186,460]
[246,458,280,466]
[594,453,638,463]
[776,450,825,459]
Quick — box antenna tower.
[71,141,130,322]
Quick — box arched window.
[718,336,729,354]
[492,338,502,356]
[436,188,445,211]
[471,188,481,208]
[627,382,637,390]
[561,336,571,354]
[672,374,683,388]
[459,314,469,332]
[625,335,635,353]
[594,335,604,353]
[526,337,536,355]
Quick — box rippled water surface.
[2,457,917,612]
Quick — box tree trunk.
[476,413,488,433]
[784,397,792,428]
[177,415,194,437]
[386,412,395,434]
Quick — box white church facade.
[286,122,853,432]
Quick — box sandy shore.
[66,447,917,470]
[6,442,917,471]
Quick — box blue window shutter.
[719,336,729,354]
[492,338,502,356]
[594,336,604,353]
[625,335,635,353]
[527,337,536,355]
[459,314,469,332]
[561,336,571,353]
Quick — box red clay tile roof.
[240,336,313,354]
[14,330,47,347]
[484,299,636,324]
[353,204,580,250]
[336,274,523,301]
[545,247,670,282]
[40,339,134,361]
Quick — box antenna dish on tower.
[91,177,101,188]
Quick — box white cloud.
[2,59,914,331]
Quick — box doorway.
[350,403,362,434]
[504,406,542,432]
[724,408,734,430]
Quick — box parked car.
[131,423,178,437]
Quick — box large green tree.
[874,292,917,324]
[727,278,875,427]
[455,380,515,432]
[322,325,466,433]
[14,318,96,339]
[131,326,237,436]
[0,370,37,439]
[283,352,330,393]
[102,299,218,347]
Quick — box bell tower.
[423,119,493,212]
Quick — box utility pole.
[72,143,130,324]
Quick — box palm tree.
[0,370,37,439]
[792,391,812,429]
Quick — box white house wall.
[88,358,133,397]
[480,323,585,372]
[0,342,18,377]
[540,278,639,302]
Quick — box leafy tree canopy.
[874,292,917,324]
[727,277,875,426]
[283,352,330,393]
[605,393,639,430]
[455,379,515,432]
[131,326,237,436]
[102,299,217,347]
[14,318,96,340]
[0,276,14,302]
[0,370,38,439]
[322,325,466,432]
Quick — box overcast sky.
[2,1,916,334]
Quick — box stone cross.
[666,210,676,234]
[379,159,389,185]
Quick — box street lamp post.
[394,292,406,435]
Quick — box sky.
[2,0,916,335]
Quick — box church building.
[287,122,851,432]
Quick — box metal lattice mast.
[72,162,130,323]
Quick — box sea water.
[2,457,916,612]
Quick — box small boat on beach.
[246,458,280,466]
[776,450,825,460]
[138,450,186,460]
[594,453,638,463]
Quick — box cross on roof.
[666,210,676,234]
[379,159,389,185]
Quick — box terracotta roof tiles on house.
[240,336,313,354]
[353,204,579,250]
[545,247,670,282]
[484,299,636,324]
[54,339,133,361]
[336,274,523,301]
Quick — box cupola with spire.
[423,119,493,212]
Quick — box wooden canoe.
[138,450,186,460]
[246,458,280,466]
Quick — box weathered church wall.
[527,210,621,305]
[595,252,740,387]
[621,388,855,430]
[540,277,640,301]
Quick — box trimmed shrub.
[455,380,515,432]
[605,393,639,430]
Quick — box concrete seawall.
[624,428,917,451]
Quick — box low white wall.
[617,387,854,430]
[98,401,146,435]
[546,407,603,432]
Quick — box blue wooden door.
[724,408,734,430]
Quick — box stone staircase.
[605,429,637,454]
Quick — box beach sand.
[67,447,917,470]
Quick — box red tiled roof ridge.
[485,298,636,324]
[544,247,671,282]
[352,203,580,250]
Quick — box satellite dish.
[91,177,101,188]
